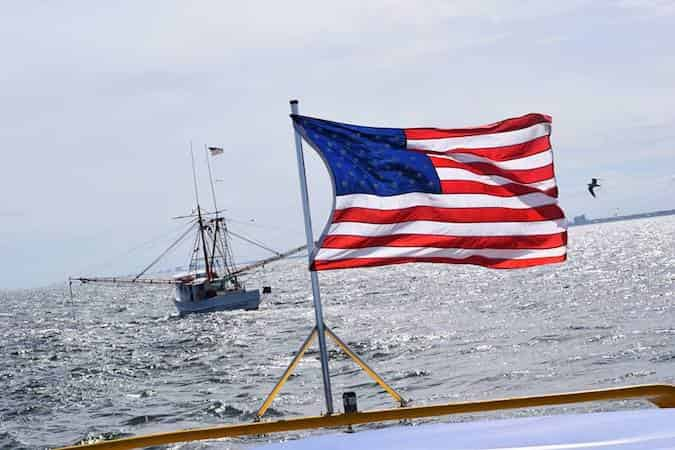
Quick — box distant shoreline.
[569,209,675,227]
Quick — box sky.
[0,1,673,289]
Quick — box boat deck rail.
[55,383,675,450]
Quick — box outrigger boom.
[70,244,306,288]
[70,276,177,286]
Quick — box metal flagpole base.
[256,327,318,420]
[255,325,408,420]
[325,326,408,407]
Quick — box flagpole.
[289,99,334,415]
[204,144,219,216]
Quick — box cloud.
[617,0,675,16]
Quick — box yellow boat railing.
[56,383,675,450]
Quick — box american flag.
[292,113,567,271]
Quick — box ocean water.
[1,216,673,450]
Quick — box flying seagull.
[587,178,601,198]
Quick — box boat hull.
[255,409,675,450]
[174,285,261,315]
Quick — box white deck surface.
[255,409,675,450]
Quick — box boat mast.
[204,145,222,278]
[204,144,237,280]
[191,143,212,281]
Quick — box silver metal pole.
[204,144,219,215]
[289,99,334,415]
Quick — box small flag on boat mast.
[292,113,567,271]
[208,146,224,156]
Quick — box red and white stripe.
[312,113,567,271]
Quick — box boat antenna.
[204,145,219,217]
[132,220,198,281]
[191,143,212,281]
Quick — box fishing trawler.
[169,212,304,315]
[170,211,261,315]
[71,146,304,315]
[72,210,304,315]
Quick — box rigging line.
[133,221,198,281]
[212,224,234,278]
[173,209,227,220]
[222,220,237,272]
[189,230,201,273]
[201,224,224,276]
[228,229,283,256]
[75,220,196,276]
[217,235,235,277]
[223,244,307,279]
[209,219,220,276]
